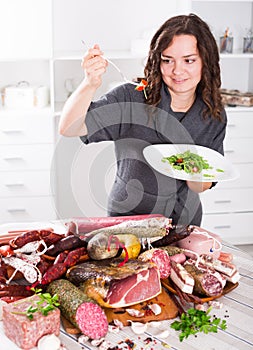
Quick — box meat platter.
[0,215,241,350]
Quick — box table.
[0,223,253,350]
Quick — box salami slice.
[76,303,108,339]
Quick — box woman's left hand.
[186,181,212,193]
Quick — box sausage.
[67,214,164,234]
[0,245,14,257]
[46,235,86,256]
[47,279,108,339]
[39,230,64,245]
[151,224,193,247]
[39,263,67,285]
[10,230,41,248]
[0,264,8,284]
[0,284,33,297]
[63,247,87,267]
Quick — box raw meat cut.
[67,259,161,308]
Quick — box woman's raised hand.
[81,44,108,89]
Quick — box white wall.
[0,0,52,59]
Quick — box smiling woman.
[58,13,227,227]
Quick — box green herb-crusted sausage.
[47,279,108,339]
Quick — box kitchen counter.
[0,222,253,350]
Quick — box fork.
[81,40,138,86]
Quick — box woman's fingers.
[81,45,107,87]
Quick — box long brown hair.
[144,13,223,120]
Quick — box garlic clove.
[128,320,147,334]
[148,303,162,315]
[113,319,124,329]
[37,334,61,350]
[126,308,145,317]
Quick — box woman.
[59,13,227,226]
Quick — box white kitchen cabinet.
[0,112,55,224]
[192,0,253,244]
[0,1,55,224]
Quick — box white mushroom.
[91,338,105,347]
[108,324,120,333]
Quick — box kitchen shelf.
[53,50,146,61]
[220,53,253,59]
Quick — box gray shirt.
[80,82,227,226]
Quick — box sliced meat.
[105,266,161,307]
[138,248,171,279]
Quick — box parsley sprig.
[170,307,227,342]
[12,288,60,320]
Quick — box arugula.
[170,307,227,342]
[12,288,60,320]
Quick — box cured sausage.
[67,214,164,234]
[46,235,86,256]
[151,224,193,248]
[47,279,108,340]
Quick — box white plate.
[0,221,67,236]
[143,144,240,182]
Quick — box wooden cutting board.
[61,288,178,334]
[104,288,178,326]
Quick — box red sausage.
[10,230,41,248]
[63,247,86,267]
[40,263,67,285]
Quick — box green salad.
[162,150,212,174]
